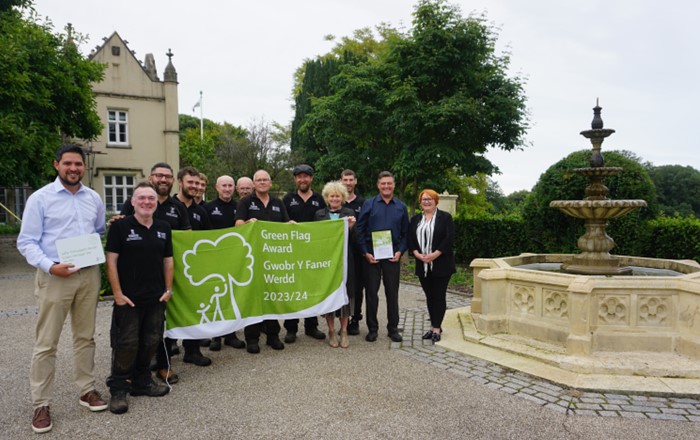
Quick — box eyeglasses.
[420,198,435,202]
[151,173,174,180]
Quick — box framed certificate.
[55,233,105,268]
[371,230,394,260]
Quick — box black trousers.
[351,249,365,321]
[107,302,165,392]
[363,259,400,333]
[418,273,450,329]
[283,316,319,334]
[244,320,281,343]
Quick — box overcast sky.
[32,0,700,195]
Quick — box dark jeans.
[283,316,319,333]
[244,320,281,343]
[154,336,174,370]
[106,302,165,392]
[363,259,400,333]
[419,274,450,329]
[351,250,365,321]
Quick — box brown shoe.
[156,368,179,384]
[32,406,52,433]
[340,330,349,349]
[79,390,108,412]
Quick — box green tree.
[0,0,104,187]
[291,26,397,190]
[179,117,297,195]
[522,149,659,254]
[648,164,700,217]
[295,0,528,205]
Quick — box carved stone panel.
[638,296,671,327]
[543,289,568,320]
[512,284,535,315]
[598,295,628,325]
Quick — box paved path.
[2,235,700,438]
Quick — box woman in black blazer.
[315,181,357,348]
[408,189,456,342]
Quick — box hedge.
[453,214,700,265]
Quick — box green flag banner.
[165,219,348,339]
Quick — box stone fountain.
[550,102,646,275]
[451,103,700,394]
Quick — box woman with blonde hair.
[408,189,456,342]
[314,181,356,348]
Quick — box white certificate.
[371,230,394,260]
[55,233,105,268]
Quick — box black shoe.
[347,320,360,336]
[305,327,326,340]
[267,337,285,350]
[170,343,180,356]
[200,339,211,347]
[209,337,222,351]
[284,332,297,343]
[246,341,260,354]
[422,331,434,340]
[183,351,212,366]
[130,381,169,397]
[109,391,128,414]
[432,331,442,342]
[224,334,245,349]
[389,332,403,343]
[365,332,378,342]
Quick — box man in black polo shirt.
[119,162,189,385]
[120,163,191,232]
[106,182,172,414]
[235,169,288,354]
[202,175,246,351]
[282,164,326,343]
[341,169,366,335]
[174,167,213,366]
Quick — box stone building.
[86,31,180,212]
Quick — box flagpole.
[199,90,204,141]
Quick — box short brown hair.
[418,189,439,204]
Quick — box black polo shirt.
[235,193,289,223]
[204,198,237,229]
[173,194,211,231]
[106,216,173,306]
[121,196,191,231]
[283,191,326,223]
[344,194,365,216]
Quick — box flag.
[165,219,349,339]
[192,97,201,112]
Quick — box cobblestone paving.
[394,288,700,422]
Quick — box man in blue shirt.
[17,145,109,433]
[355,171,409,343]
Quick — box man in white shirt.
[17,145,109,433]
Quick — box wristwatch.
[165,289,173,296]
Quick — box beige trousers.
[30,265,100,408]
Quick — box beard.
[154,182,172,196]
[58,173,82,187]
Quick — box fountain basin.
[469,254,700,371]
[550,199,647,220]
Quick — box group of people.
[17,144,456,433]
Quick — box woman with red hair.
[408,189,456,342]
